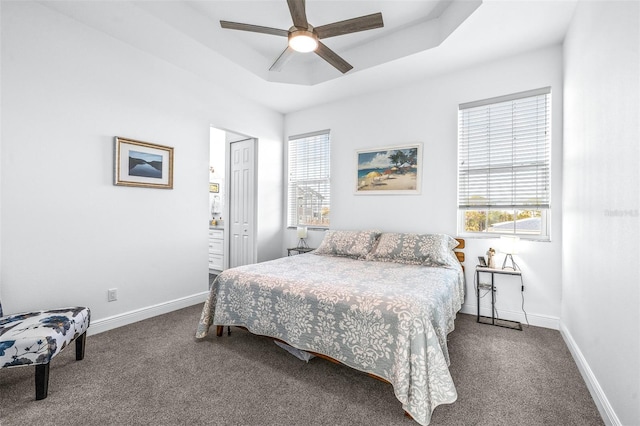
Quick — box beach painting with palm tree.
[356,144,421,194]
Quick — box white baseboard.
[560,324,620,426]
[88,292,209,336]
[460,303,560,330]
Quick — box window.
[287,130,330,228]
[458,87,551,239]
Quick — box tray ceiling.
[38,1,578,114]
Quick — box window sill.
[287,226,329,231]
[457,232,551,242]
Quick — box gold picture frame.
[209,183,219,193]
[114,137,174,189]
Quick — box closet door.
[229,138,256,268]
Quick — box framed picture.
[209,183,219,193]
[355,143,422,194]
[114,137,174,189]
[478,256,487,267]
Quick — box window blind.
[458,87,551,210]
[287,130,331,227]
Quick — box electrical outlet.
[107,288,118,302]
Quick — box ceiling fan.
[220,0,384,74]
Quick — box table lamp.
[500,235,520,270]
[297,226,308,249]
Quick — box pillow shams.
[366,232,460,267]
[314,230,381,259]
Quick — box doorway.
[209,127,257,272]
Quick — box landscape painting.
[356,144,421,194]
[114,137,174,189]
[129,150,163,178]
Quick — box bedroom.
[0,1,637,425]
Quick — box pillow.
[366,232,460,267]
[314,230,381,259]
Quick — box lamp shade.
[499,235,520,255]
[297,226,308,239]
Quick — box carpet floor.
[0,304,603,425]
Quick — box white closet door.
[229,138,256,268]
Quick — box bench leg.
[75,331,87,361]
[35,363,50,400]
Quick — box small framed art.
[209,183,219,193]
[114,137,174,189]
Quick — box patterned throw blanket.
[196,253,464,425]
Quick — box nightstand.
[475,266,524,331]
[287,247,315,256]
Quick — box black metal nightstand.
[476,266,524,331]
[287,247,315,256]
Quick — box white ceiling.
[177,0,483,85]
[40,0,578,114]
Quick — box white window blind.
[287,130,330,227]
[458,87,551,210]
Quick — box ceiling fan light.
[288,30,318,52]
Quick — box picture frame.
[478,256,487,267]
[209,183,219,193]
[355,143,422,194]
[114,137,174,189]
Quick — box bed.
[196,230,465,426]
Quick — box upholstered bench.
[0,302,90,400]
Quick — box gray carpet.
[0,304,603,425]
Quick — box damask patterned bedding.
[196,232,464,426]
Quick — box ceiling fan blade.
[287,0,308,29]
[315,41,353,74]
[315,13,384,39]
[269,46,295,72]
[220,21,289,37]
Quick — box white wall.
[284,46,564,329]
[562,2,639,425]
[0,0,3,306]
[256,136,285,263]
[0,2,283,331]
